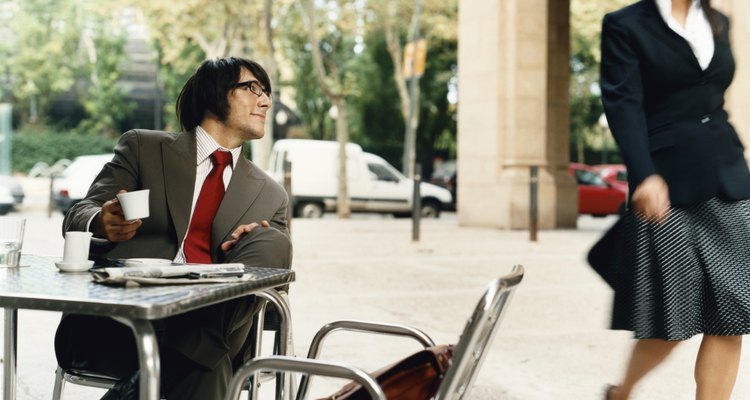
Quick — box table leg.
[256,290,294,400]
[113,318,160,400]
[249,300,268,400]
[3,308,17,400]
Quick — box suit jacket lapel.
[212,154,266,252]
[162,132,197,245]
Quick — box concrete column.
[457,0,576,229]
[714,1,750,157]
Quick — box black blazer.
[600,0,750,206]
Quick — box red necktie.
[184,150,233,263]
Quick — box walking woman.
[599,0,750,399]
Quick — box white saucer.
[55,260,95,273]
[124,258,172,267]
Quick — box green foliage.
[350,30,406,166]
[1,0,136,133]
[289,47,335,140]
[349,30,456,172]
[5,0,82,124]
[282,4,337,141]
[10,127,117,173]
[415,36,457,165]
[151,42,205,132]
[569,0,633,164]
[76,20,135,137]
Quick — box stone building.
[457,0,750,229]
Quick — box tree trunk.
[385,0,410,123]
[300,0,351,218]
[251,0,280,170]
[334,98,351,218]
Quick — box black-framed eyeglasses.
[233,80,272,100]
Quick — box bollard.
[283,159,293,232]
[529,166,539,242]
[48,176,55,218]
[412,163,422,242]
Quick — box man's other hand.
[93,190,143,242]
[221,220,270,251]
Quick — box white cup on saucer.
[56,231,94,272]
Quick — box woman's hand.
[631,175,671,223]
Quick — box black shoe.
[100,371,139,400]
[604,385,618,400]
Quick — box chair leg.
[52,366,65,400]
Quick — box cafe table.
[0,254,295,400]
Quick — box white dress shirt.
[655,0,715,70]
[174,126,242,263]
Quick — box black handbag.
[587,216,628,290]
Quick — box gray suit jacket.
[63,129,290,263]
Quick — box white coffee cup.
[116,189,150,221]
[63,231,93,263]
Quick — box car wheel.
[297,202,324,218]
[0,206,10,216]
[420,200,441,218]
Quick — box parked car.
[52,154,113,214]
[268,139,453,218]
[0,175,25,205]
[568,163,627,217]
[0,186,14,215]
[593,164,628,192]
[429,159,457,210]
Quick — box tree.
[298,0,368,219]
[4,0,82,125]
[128,0,272,132]
[368,0,457,177]
[569,0,631,164]
[75,3,135,136]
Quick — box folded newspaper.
[91,263,254,286]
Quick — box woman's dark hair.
[700,0,723,37]
[175,57,272,132]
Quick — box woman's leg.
[610,339,681,400]
[695,335,742,400]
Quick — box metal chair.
[225,265,525,400]
[51,290,293,400]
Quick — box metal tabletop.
[0,255,295,319]
[1,254,296,400]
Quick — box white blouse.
[655,0,715,70]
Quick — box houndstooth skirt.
[611,197,750,340]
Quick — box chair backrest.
[435,264,524,400]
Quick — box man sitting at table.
[54,57,292,400]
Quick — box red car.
[568,163,628,216]
[592,164,629,192]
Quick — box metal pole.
[529,166,539,242]
[283,159,293,232]
[402,0,423,178]
[412,163,421,242]
[4,308,17,400]
[48,175,55,218]
[0,103,12,176]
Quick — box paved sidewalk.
[2,204,749,399]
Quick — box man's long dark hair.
[700,0,723,37]
[176,57,272,132]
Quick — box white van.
[267,139,453,218]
